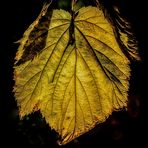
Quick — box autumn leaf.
[13,3,139,145]
[112,6,140,60]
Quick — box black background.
[0,0,147,147]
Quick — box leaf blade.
[14,6,139,145]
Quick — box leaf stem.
[71,0,77,11]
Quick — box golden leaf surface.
[14,6,132,145]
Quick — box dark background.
[0,0,147,147]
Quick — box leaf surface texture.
[14,6,132,145]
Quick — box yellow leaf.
[112,6,140,60]
[14,6,137,145]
